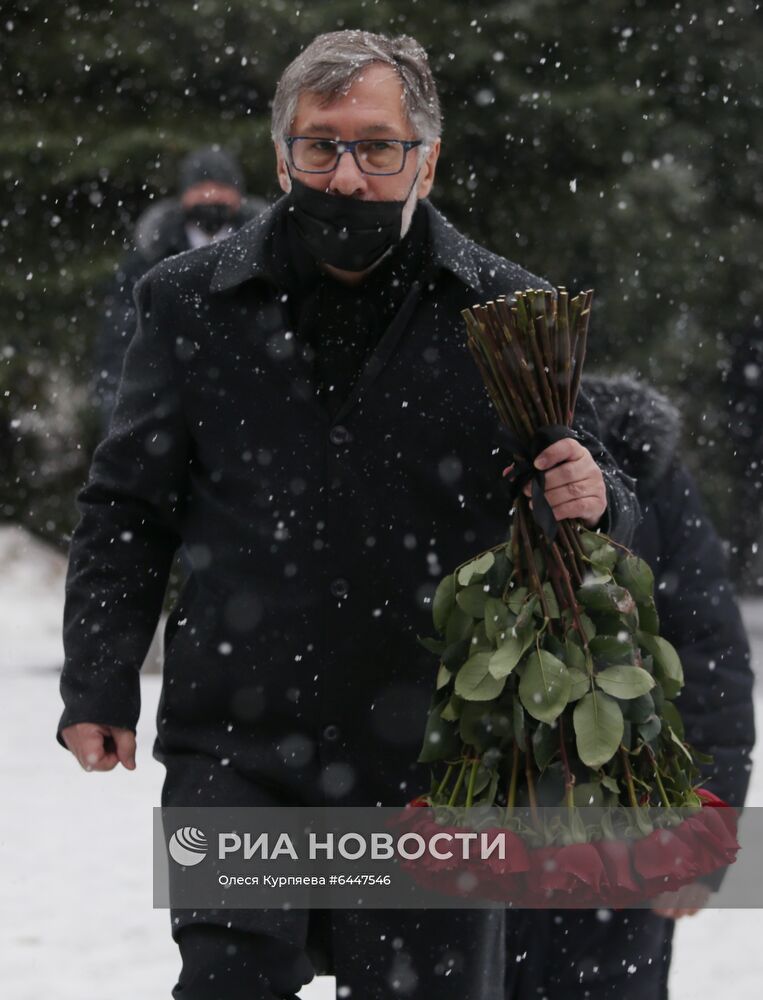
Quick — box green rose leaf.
[661,700,685,740]
[432,574,456,633]
[417,635,446,656]
[485,548,511,595]
[637,714,662,743]
[477,769,501,805]
[544,634,566,660]
[457,552,495,587]
[507,586,529,614]
[594,665,655,699]
[440,695,462,722]
[579,529,610,556]
[666,723,694,763]
[573,691,624,768]
[455,652,507,702]
[518,650,572,724]
[621,691,656,724]
[470,620,491,653]
[589,634,636,666]
[590,609,638,637]
[445,605,474,645]
[589,543,618,574]
[470,763,495,797]
[417,697,461,763]
[614,555,655,604]
[637,631,684,698]
[564,611,597,641]
[488,626,534,680]
[637,599,661,635]
[601,774,620,795]
[456,583,490,618]
[484,596,511,643]
[459,702,513,749]
[564,636,587,670]
[515,594,540,631]
[541,581,561,618]
[578,581,637,617]
[568,667,590,702]
[651,676,665,713]
[531,722,558,771]
[442,637,472,672]
[581,613,597,640]
[436,663,452,690]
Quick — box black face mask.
[185,203,237,236]
[287,171,420,272]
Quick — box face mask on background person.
[286,168,421,272]
[184,203,238,248]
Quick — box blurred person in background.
[93,145,266,433]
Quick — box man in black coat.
[56,30,641,1000]
[504,374,755,999]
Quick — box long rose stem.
[448,758,468,807]
[548,540,590,651]
[620,746,639,809]
[517,503,551,619]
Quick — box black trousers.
[172,923,311,999]
[161,751,505,1000]
[171,908,674,1000]
[504,907,675,999]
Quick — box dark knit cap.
[178,146,245,193]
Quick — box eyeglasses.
[285,136,423,176]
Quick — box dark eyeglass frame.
[285,136,423,176]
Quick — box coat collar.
[209,195,485,294]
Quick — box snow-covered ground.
[1,525,761,999]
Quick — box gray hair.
[271,30,443,150]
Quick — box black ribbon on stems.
[495,423,582,542]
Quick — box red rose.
[525,843,607,907]
[633,827,699,893]
[594,838,642,905]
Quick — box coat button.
[330,577,349,597]
[329,425,351,446]
[323,724,340,741]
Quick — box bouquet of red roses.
[403,288,739,906]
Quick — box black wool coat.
[56,196,641,809]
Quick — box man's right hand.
[60,723,137,772]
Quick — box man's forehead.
[300,121,400,137]
[291,63,409,134]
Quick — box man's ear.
[416,138,441,199]
[274,141,292,194]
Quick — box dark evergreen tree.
[1,0,760,582]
